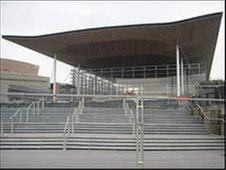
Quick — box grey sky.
[1,1,225,83]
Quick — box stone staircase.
[0,105,224,151]
[1,134,224,151]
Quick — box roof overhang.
[2,12,223,78]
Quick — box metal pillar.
[77,65,80,95]
[176,44,180,97]
[136,95,144,167]
[72,67,76,94]
[53,54,57,101]
[181,58,184,95]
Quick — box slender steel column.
[77,65,80,95]
[53,54,57,101]
[73,67,76,94]
[176,44,181,97]
[181,58,184,95]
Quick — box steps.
[0,106,224,151]
[1,134,224,151]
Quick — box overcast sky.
[1,1,225,83]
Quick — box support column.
[73,67,76,94]
[181,58,184,95]
[176,44,180,97]
[53,54,57,101]
[77,65,80,95]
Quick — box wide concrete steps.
[1,134,224,151]
[1,123,208,134]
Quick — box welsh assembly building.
[2,12,222,97]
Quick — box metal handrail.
[63,116,71,150]
[186,101,224,122]
[196,103,225,122]
[62,99,84,150]
[9,97,45,134]
[125,102,135,134]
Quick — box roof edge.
[2,12,222,39]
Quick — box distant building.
[0,58,50,94]
[50,83,75,94]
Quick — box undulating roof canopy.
[2,12,222,78]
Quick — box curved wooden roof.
[2,12,222,78]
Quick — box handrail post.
[10,116,14,134]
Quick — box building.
[0,58,50,94]
[2,12,222,97]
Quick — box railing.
[124,102,135,134]
[196,103,225,122]
[63,116,72,150]
[6,97,45,134]
[9,108,23,134]
[62,98,84,150]
[86,63,202,79]
[186,101,225,123]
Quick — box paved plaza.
[1,150,224,168]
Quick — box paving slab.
[0,150,224,168]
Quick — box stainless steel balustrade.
[1,92,224,168]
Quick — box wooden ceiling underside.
[3,12,222,78]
